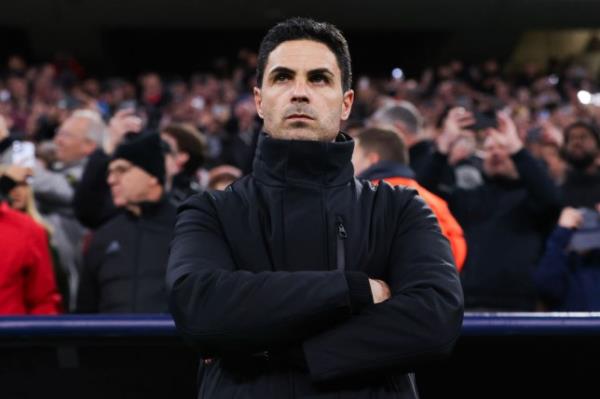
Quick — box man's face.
[564,127,599,169]
[107,159,158,207]
[54,117,96,163]
[160,133,189,182]
[482,135,518,179]
[253,40,354,141]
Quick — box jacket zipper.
[336,216,347,270]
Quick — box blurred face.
[160,133,189,181]
[8,183,29,211]
[564,127,599,169]
[53,116,97,163]
[107,159,160,207]
[254,40,354,142]
[483,135,518,179]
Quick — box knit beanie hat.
[112,133,168,184]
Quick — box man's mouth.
[286,114,314,120]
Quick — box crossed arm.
[167,191,463,381]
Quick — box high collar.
[252,132,355,187]
[358,160,415,181]
[125,195,171,220]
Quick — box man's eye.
[310,74,330,84]
[275,74,291,82]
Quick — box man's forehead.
[109,159,133,169]
[266,39,339,74]
[61,116,90,133]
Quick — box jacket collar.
[358,160,415,181]
[252,132,355,187]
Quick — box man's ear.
[341,89,355,121]
[253,87,264,119]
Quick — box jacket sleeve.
[73,149,118,229]
[76,233,102,313]
[25,224,62,314]
[533,226,573,306]
[32,163,75,206]
[512,149,561,216]
[302,191,464,382]
[166,193,372,356]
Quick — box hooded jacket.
[167,133,463,398]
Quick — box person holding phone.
[534,206,600,310]
[420,108,561,310]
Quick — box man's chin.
[276,125,335,142]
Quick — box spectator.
[77,133,175,313]
[369,101,434,177]
[3,165,70,305]
[0,166,62,315]
[31,109,105,309]
[560,120,600,208]
[160,123,206,202]
[421,108,561,310]
[74,113,205,229]
[534,206,600,310]
[352,127,467,270]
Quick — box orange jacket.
[375,177,467,271]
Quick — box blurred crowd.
[2,51,600,314]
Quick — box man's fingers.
[113,108,136,119]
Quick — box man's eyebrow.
[308,68,334,76]
[268,67,295,77]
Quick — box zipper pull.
[337,221,347,239]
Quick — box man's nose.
[291,79,309,102]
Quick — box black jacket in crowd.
[77,198,176,313]
[420,149,561,310]
[167,133,463,399]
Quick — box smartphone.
[117,100,138,112]
[466,111,497,131]
[11,140,36,168]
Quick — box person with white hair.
[32,108,106,310]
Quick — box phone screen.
[11,141,36,168]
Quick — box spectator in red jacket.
[0,167,62,314]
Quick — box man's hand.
[104,109,143,154]
[369,279,391,304]
[0,114,9,141]
[2,165,32,183]
[495,111,523,155]
[438,107,475,154]
[558,207,583,230]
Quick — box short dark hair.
[161,124,206,176]
[256,17,352,92]
[356,127,409,166]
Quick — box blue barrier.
[2,312,600,337]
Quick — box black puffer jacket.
[77,198,176,313]
[167,133,463,398]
